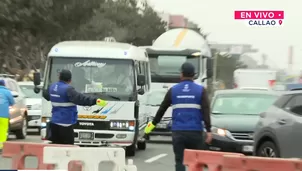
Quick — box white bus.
[140,28,213,89]
[33,41,151,156]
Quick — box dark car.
[254,90,302,158]
[208,89,280,154]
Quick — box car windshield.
[19,85,41,98]
[149,55,200,83]
[146,90,167,106]
[45,57,135,101]
[212,94,278,115]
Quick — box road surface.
[0,132,176,171]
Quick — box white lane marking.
[145,153,168,163]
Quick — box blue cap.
[181,62,195,77]
[0,80,5,86]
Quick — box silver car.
[253,90,302,158]
[140,89,172,139]
[0,75,28,139]
[18,81,42,133]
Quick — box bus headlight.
[110,120,135,130]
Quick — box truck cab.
[140,28,213,89]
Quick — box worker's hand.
[205,132,212,144]
[96,98,107,107]
[144,122,156,134]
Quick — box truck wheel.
[15,119,27,139]
[137,140,146,150]
[126,144,136,156]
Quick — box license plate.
[79,132,94,140]
[242,145,253,152]
[156,123,167,128]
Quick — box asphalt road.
[0,131,176,171]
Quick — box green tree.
[0,0,167,78]
[215,53,247,89]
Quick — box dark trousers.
[172,131,204,171]
[49,122,74,145]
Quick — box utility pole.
[288,45,293,71]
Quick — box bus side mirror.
[206,58,213,78]
[137,74,146,86]
[33,72,41,86]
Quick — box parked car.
[18,81,42,133]
[253,90,302,158]
[140,89,172,139]
[0,74,27,139]
[208,89,280,154]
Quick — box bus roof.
[48,41,149,61]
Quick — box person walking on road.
[144,62,212,171]
[43,69,108,145]
[0,80,15,153]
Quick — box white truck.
[234,69,277,90]
[140,28,213,89]
[33,41,151,156]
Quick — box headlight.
[110,120,135,130]
[211,127,232,137]
[31,104,42,110]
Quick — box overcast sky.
[148,0,302,73]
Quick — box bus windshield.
[44,57,135,101]
[149,54,200,83]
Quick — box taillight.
[268,80,276,87]
[234,83,238,88]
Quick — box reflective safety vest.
[171,80,203,131]
[49,81,77,124]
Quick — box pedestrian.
[43,69,107,145]
[0,80,15,153]
[144,62,212,171]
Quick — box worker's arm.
[42,86,50,101]
[201,88,211,132]
[66,86,97,106]
[152,88,172,125]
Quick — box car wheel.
[15,118,27,139]
[137,140,146,150]
[126,143,136,156]
[256,141,280,158]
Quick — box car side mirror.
[137,74,146,86]
[11,91,19,98]
[138,88,145,95]
[33,72,41,86]
[34,86,41,94]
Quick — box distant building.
[156,13,199,30]
[169,15,187,28]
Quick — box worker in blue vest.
[144,62,212,171]
[43,69,107,145]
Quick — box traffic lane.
[1,135,174,171]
